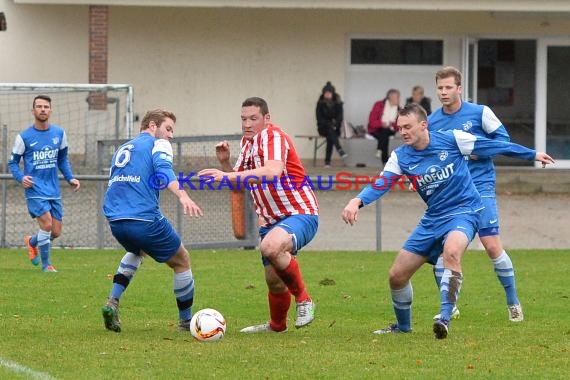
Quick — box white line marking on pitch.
[0,357,56,380]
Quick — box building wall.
[2,1,570,157]
[0,1,88,83]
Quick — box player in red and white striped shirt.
[199,97,319,333]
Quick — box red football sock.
[268,291,291,332]
[276,257,310,302]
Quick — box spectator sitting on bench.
[367,89,401,164]
[406,85,432,116]
[316,81,348,168]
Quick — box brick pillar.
[88,5,108,110]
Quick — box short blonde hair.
[435,66,462,86]
[140,109,176,131]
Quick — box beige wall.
[0,1,88,83]
[13,0,570,13]
[108,7,347,143]
[2,1,570,158]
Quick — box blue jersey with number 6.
[103,133,176,222]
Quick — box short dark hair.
[398,103,428,123]
[242,97,269,116]
[436,66,462,86]
[33,95,51,108]
[140,109,176,131]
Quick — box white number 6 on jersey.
[114,144,134,168]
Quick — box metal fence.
[0,173,259,250]
[0,83,134,173]
[1,123,385,251]
[1,129,260,249]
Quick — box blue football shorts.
[26,198,63,220]
[403,211,480,265]
[259,214,319,266]
[478,196,500,237]
[109,216,181,263]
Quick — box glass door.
[536,39,570,168]
[465,38,536,165]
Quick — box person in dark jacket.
[316,81,347,167]
[405,85,432,116]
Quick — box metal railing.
[1,127,384,250]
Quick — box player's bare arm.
[69,178,81,192]
[536,152,555,167]
[342,198,362,226]
[198,160,284,185]
[21,175,34,189]
[215,140,234,172]
[167,180,203,217]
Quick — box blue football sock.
[433,255,444,288]
[493,251,520,306]
[439,269,463,322]
[391,282,413,332]
[30,233,38,247]
[37,229,51,267]
[174,270,195,321]
[110,252,142,300]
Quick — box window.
[351,39,443,65]
[0,13,6,31]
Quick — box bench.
[294,134,326,167]
[343,135,404,168]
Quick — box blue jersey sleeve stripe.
[12,134,25,155]
[481,106,503,134]
[61,131,69,149]
[152,139,174,157]
[453,130,476,155]
[383,152,402,175]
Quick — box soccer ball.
[189,308,226,342]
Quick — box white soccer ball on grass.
[189,308,226,342]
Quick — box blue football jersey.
[428,102,510,196]
[357,130,536,219]
[103,133,177,222]
[8,124,75,199]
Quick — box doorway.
[536,39,570,168]
[472,39,537,166]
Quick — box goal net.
[0,84,258,250]
[0,83,134,172]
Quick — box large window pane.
[351,39,443,65]
[547,46,570,159]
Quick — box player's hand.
[215,141,231,164]
[21,175,34,189]
[197,168,226,182]
[341,198,362,226]
[535,152,555,168]
[69,178,81,192]
[180,196,204,217]
[469,154,479,160]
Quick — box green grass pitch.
[1,248,569,379]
